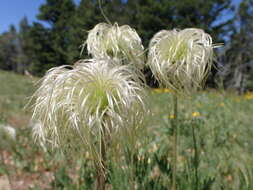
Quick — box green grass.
[0,70,253,190]
[0,70,37,125]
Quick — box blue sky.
[0,0,44,34]
[0,0,80,34]
[0,0,241,34]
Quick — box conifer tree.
[28,23,56,76]
[219,0,253,93]
[16,17,33,73]
[0,25,19,71]
[37,0,76,66]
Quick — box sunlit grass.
[0,70,37,125]
[0,71,253,189]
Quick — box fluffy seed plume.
[147,28,215,93]
[31,58,146,160]
[0,124,16,150]
[85,23,145,70]
[0,124,16,141]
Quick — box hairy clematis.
[147,28,215,93]
[0,124,16,151]
[85,23,145,70]
[31,58,146,163]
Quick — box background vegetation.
[1,0,253,189]
[0,70,253,189]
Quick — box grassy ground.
[0,70,36,127]
[0,70,253,190]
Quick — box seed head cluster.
[147,28,214,93]
[31,22,216,162]
[31,59,145,157]
[85,23,145,70]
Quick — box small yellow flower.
[153,88,173,93]
[163,88,172,93]
[192,112,200,117]
[245,92,253,99]
[168,114,175,119]
[219,103,225,107]
[153,88,163,93]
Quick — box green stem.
[191,124,199,190]
[129,147,136,190]
[96,125,107,190]
[171,94,178,190]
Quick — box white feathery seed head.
[0,124,16,141]
[147,28,215,93]
[31,58,146,161]
[85,23,145,70]
[0,124,16,150]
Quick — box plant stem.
[171,94,178,190]
[191,124,199,190]
[96,125,107,190]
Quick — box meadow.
[0,69,253,190]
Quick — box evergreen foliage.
[0,25,19,71]
[219,0,253,93]
[0,0,252,91]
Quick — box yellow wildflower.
[152,88,173,93]
[219,103,225,107]
[168,114,175,119]
[192,112,200,117]
[163,88,172,93]
[153,88,163,93]
[245,92,253,99]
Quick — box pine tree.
[0,25,19,71]
[220,0,253,93]
[67,0,99,62]
[16,17,33,74]
[124,0,233,46]
[28,23,56,76]
[67,0,130,62]
[37,0,76,66]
